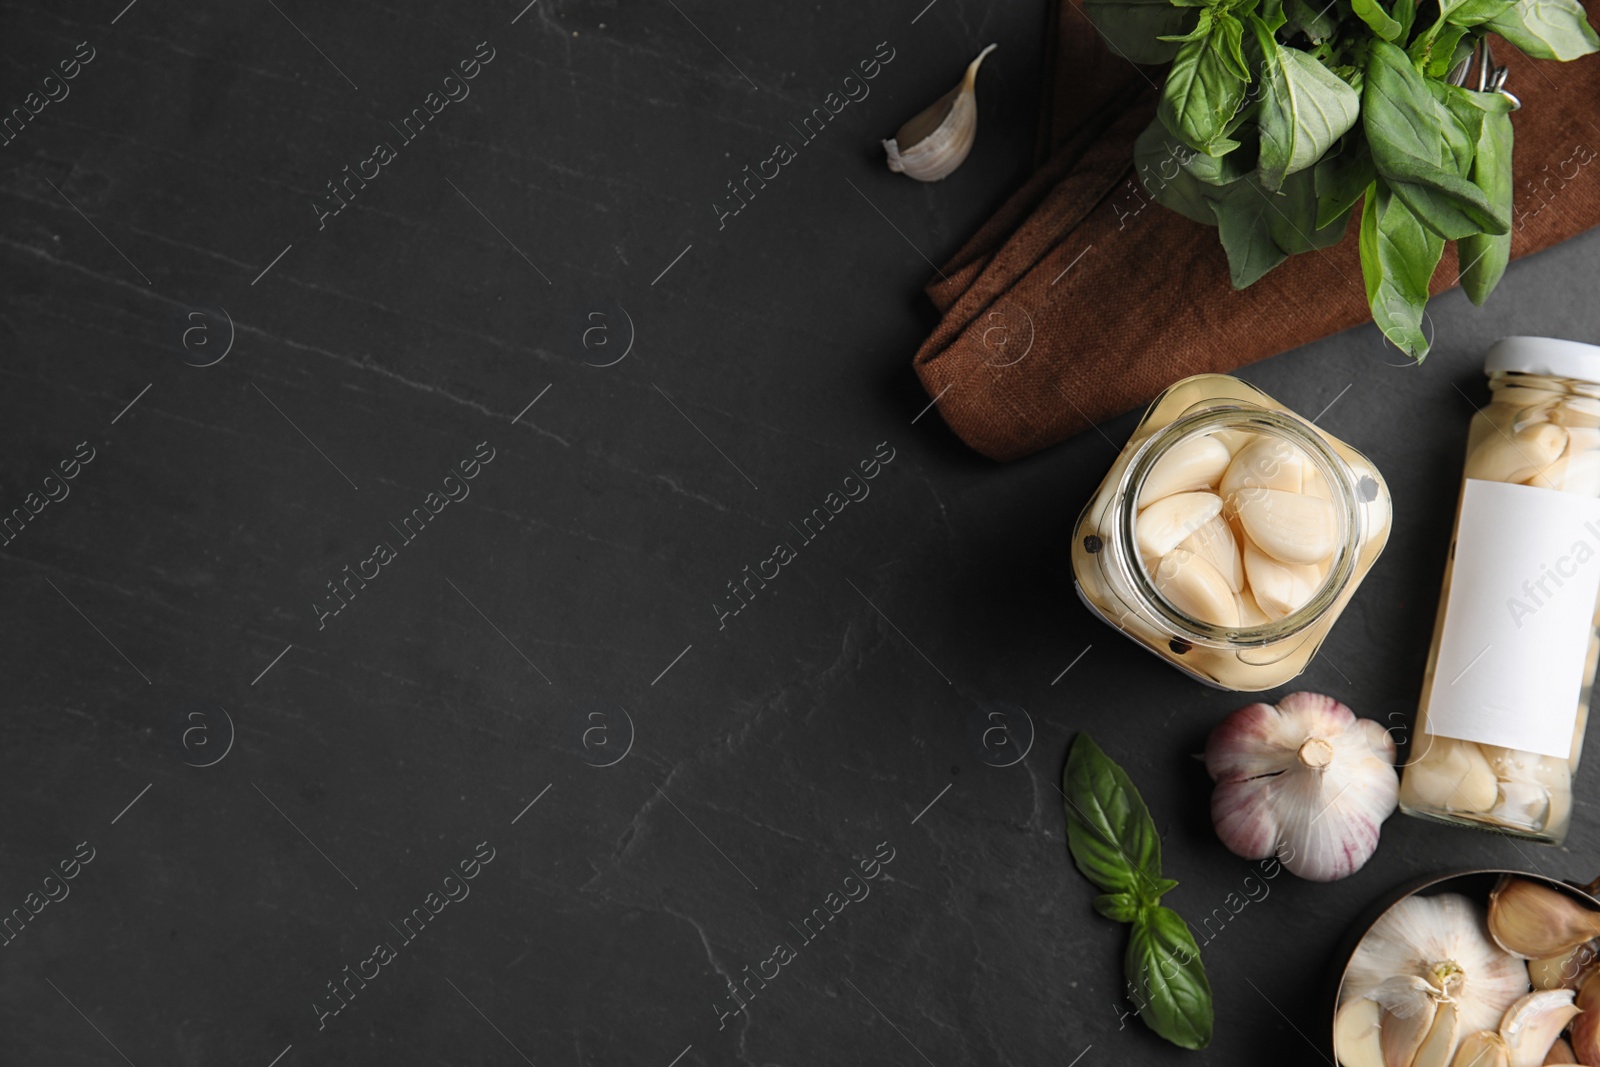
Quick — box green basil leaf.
[1159,18,1253,153]
[1363,40,1508,238]
[1094,892,1142,923]
[1360,179,1444,360]
[1063,733,1165,900]
[1084,0,1202,64]
[1444,0,1515,25]
[1208,176,1291,287]
[1251,17,1360,190]
[1352,0,1404,39]
[1268,166,1352,252]
[1135,119,1224,222]
[1486,0,1600,59]
[1315,134,1376,228]
[1282,0,1339,39]
[1258,0,1288,32]
[1127,907,1215,1050]
[1458,94,1516,305]
[1394,0,1418,35]
[1420,22,1474,76]
[1160,6,1216,41]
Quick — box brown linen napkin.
[915,10,1600,462]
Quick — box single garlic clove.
[1136,491,1223,560]
[1568,971,1600,1066]
[881,44,996,182]
[1403,737,1499,812]
[1235,587,1272,628]
[1235,488,1338,565]
[1415,1000,1462,1067]
[1138,434,1233,506]
[1243,539,1323,618]
[1543,1035,1576,1065]
[1489,877,1600,960]
[1526,450,1600,496]
[1465,423,1569,483]
[1499,989,1580,1067]
[1493,780,1554,832]
[1376,978,1439,1067]
[1335,997,1387,1067]
[1482,746,1572,790]
[1153,549,1240,628]
[1453,1032,1512,1067]
[1529,941,1599,991]
[1220,435,1307,498]
[1179,514,1244,593]
[1211,428,1256,454]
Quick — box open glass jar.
[1071,374,1392,691]
[1399,337,1600,845]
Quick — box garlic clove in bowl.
[1206,692,1398,881]
[1497,989,1579,1067]
[881,44,996,182]
[1489,876,1600,960]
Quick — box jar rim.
[1113,404,1365,648]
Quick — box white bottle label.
[1425,478,1600,757]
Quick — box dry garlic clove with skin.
[1499,989,1580,1067]
[1543,1036,1576,1065]
[1375,976,1440,1067]
[1454,1032,1513,1067]
[1568,972,1600,1066]
[1415,1000,1462,1067]
[1335,997,1387,1067]
[1179,514,1244,592]
[1489,877,1600,960]
[1465,423,1569,483]
[1235,488,1338,564]
[1403,737,1499,812]
[1152,549,1240,628]
[1206,692,1398,881]
[1529,941,1599,991]
[1243,540,1323,618]
[1138,434,1233,506]
[1136,491,1223,559]
[882,44,996,182]
[1221,435,1307,498]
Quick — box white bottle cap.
[1485,336,1600,383]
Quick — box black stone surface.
[4,2,1599,1065]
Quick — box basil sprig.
[1094,0,1600,360]
[1064,734,1214,1050]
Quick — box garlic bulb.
[882,44,995,182]
[1206,692,1398,881]
[1340,894,1530,1041]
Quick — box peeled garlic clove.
[1490,877,1600,960]
[1483,746,1572,790]
[1416,1000,1463,1067]
[1465,423,1569,483]
[1235,587,1272,627]
[1526,450,1600,495]
[1453,1032,1512,1067]
[882,44,995,182]
[1138,434,1233,506]
[1544,1036,1576,1064]
[1243,539,1323,618]
[1136,491,1223,559]
[1335,997,1387,1067]
[1236,488,1338,565]
[1179,514,1244,592]
[1221,435,1307,498]
[1304,464,1333,501]
[1529,941,1599,991]
[1403,737,1499,812]
[1211,428,1256,454]
[1153,549,1240,628]
[1499,989,1580,1067]
[1493,780,1554,832]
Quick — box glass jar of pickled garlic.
[1399,337,1600,845]
[1071,374,1392,691]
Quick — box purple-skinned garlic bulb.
[1205,691,1399,882]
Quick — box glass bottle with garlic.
[1400,338,1600,844]
[1072,374,1391,690]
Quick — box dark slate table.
[5,1,1598,1064]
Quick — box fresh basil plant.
[1092,0,1599,358]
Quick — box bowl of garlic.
[1072,373,1391,690]
[1333,870,1600,1067]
